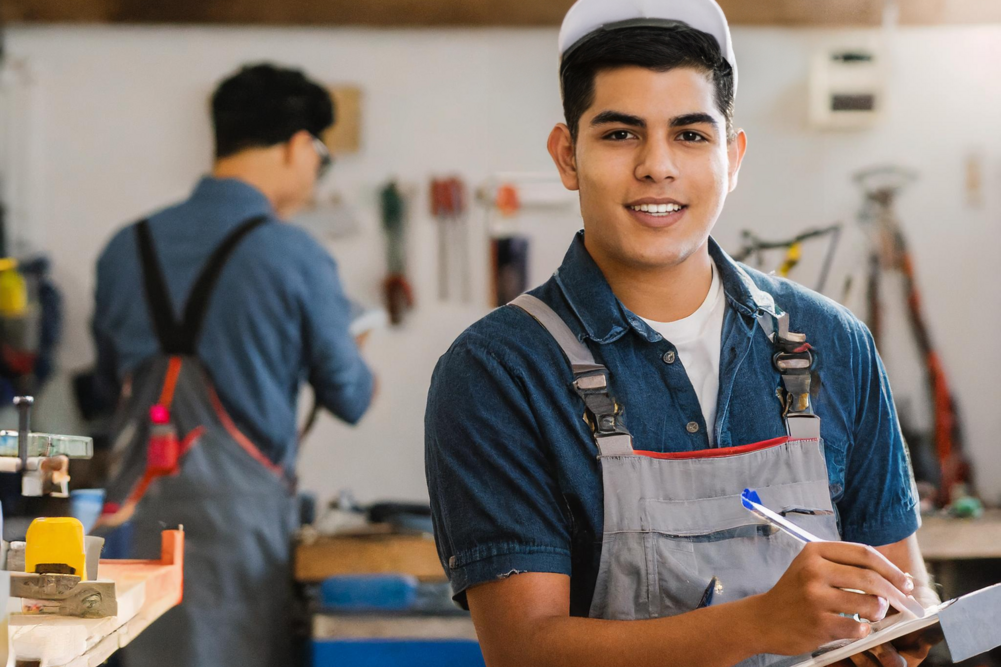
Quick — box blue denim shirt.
[93,177,374,472]
[425,231,920,615]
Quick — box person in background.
[91,63,374,667]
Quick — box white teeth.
[630,203,683,215]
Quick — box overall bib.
[512,290,841,667]
[95,218,298,667]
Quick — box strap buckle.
[572,365,633,444]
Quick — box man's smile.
[625,196,688,226]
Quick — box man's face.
[550,65,745,273]
[280,131,325,218]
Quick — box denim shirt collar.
[189,176,275,223]
[553,231,774,345]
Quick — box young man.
[92,63,374,667]
[425,2,938,665]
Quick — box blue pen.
[741,488,925,619]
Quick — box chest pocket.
[642,478,840,619]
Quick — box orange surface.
[99,529,185,608]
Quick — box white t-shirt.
[640,262,726,446]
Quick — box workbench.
[295,529,486,667]
[295,529,444,583]
[916,509,1001,666]
[916,508,1001,595]
[6,530,184,667]
[916,510,1001,561]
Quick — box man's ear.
[727,129,747,193]
[285,130,313,166]
[547,123,580,191]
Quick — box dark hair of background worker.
[210,63,335,218]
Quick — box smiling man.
[425,2,938,666]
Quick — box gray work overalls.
[94,217,298,667]
[512,283,841,666]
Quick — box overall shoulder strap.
[178,215,269,352]
[135,220,185,353]
[509,294,633,456]
[134,216,269,355]
[729,262,821,440]
[510,294,594,367]
[757,309,820,440]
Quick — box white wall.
[4,24,1001,505]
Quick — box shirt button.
[662,350,676,364]
[686,422,700,434]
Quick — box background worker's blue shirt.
[93,177,374,471]
[425,231,920,616]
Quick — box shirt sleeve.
[425,335,572,608]
[299,248,374,425]
[838,320,921,546]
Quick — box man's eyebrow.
[590,111,646,128]
[670,113,718,128]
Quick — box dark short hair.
[559,25,735,143]
[211,63,334,159]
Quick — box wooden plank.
[719,0,1001,25]
[717,0,883,26]
[7,531,184,667]
[295,533,446,583]
[5,0,1001,26]
[0,0,574,26]
[9,581,145,666]
[916,510,1001,561]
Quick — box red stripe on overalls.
[633,436,792,460]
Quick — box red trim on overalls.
[633,436,792,460]
[97,358,284,528]
[205,380,286,480]
[158,356,183,407]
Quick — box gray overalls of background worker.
[425,1,942,666]
[90,63,375,667]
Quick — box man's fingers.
[895,625,944,652]
[849,653,880,667]
[825,562,912,614]
[812,542,912,595]
[865,644,907,667]
[827,614,872,643]
[827,588,888,622]
[892,626,942,664]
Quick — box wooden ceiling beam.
[4,0,1001,26]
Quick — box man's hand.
[754,541,917,656]
[839,586,944,667]
[832,626,942,667]
[841,627,939,666]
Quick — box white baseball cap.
[559,0,738,91]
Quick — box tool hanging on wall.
[854,165,969,508]
[477,172,578,307]
[430,177,470,303]
[733,224,842,294]
[486,184,530,307]
[380,181,414,325]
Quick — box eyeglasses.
[311,135,333,180]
